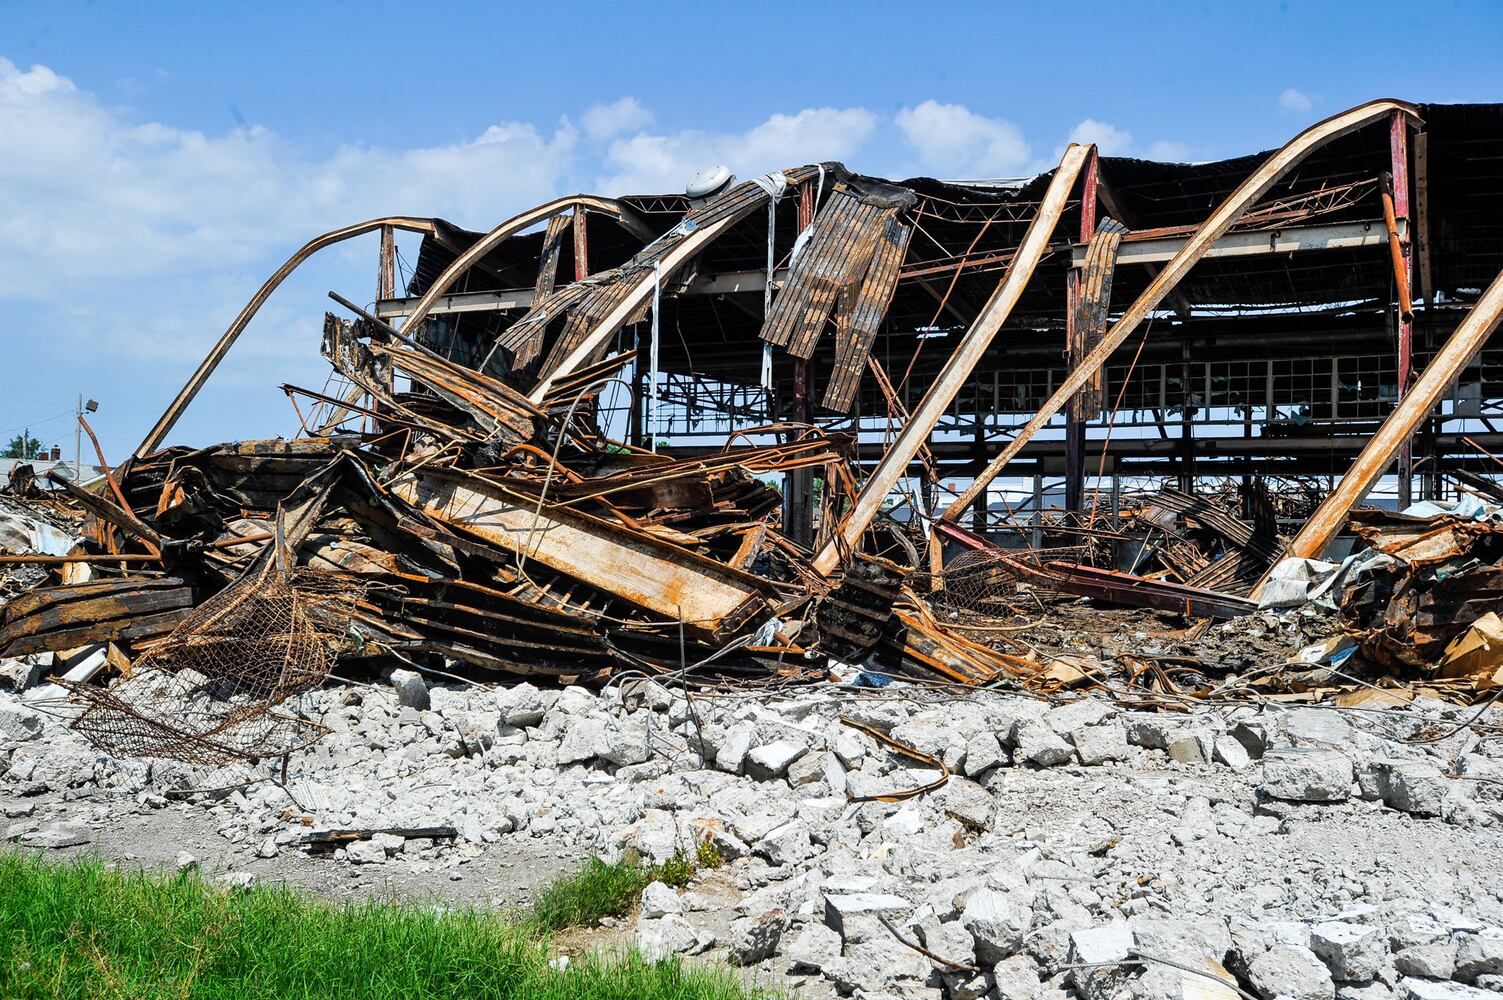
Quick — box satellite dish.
[686,165,735,199]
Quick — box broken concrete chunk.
[1167,735,1208,764]
[1213,735,1251,770]
[1310,920,1386,981]
[993,954,1043,1000]
[1394,940,1458,979]
[18,821,92,848]
[494,682,550,728]
[1367,759,1451,817]
[634,914,702,962]
[1068,919,1134,966]
[918,916,977,968]
[388,668,429,710]
[639,880,681,919]
[1397,977,1496,1000]
[962,732,1007,776]
[0,703,44,742]
[1454,927,1503,982]
[785,921,842,971]
[1013,718,1074,767]
[960,886,1030,964]
[345,839,386,864]
[745,739,807,781]
[726,909,784,965]
[823,891,909,944]
[1260,748,1353,802]
[1247,942,1335,1000]
[1070,722,1129,765]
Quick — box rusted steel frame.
[46,470,165,553]
[530,167,821,402]
[810,144,1095,577]
[1065,151,1103,514]
[1276,263,1503,565]
[1390,112,1416,507]
[78,414,163,560]
[941,99,1421,521]
[400,196,636,338]
[528,215,739,403]
[134,216,436,458]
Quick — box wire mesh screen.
[64,562,364,764]
[930,545,1086,616]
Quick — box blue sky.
[2,0,1501,462]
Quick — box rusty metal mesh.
[64,562,364,764]
[930,546,1086,616]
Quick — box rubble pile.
[4,668,1503,1000]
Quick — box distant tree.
[2,433,41,459]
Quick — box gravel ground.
[5,655,1503,1000]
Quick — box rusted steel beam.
[810,144,1095,577]
[46,470,164,553]
[1275,263,1503,566]
[940,99,1421,520]
[1380,174,1414,322]
[400,196,633,340]
[134,216,437,459]
[1390,111,1416,508]
[389,469,778,639]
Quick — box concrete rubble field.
[6,95,1503,1000]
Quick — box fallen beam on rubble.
[810,144,1096,577]
[1277,262,1503,565]
[134,216,437,459]
[389,469,779,640]
[933,520,1255,620]
[941,98,1421,520]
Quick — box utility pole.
[75,393,82,477]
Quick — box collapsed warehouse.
[5,97,1503,757]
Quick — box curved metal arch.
[810,143,1097,576]
[399,195,648,338]
[135,216,438,458]
[940,97,1423,520]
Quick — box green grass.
[530,844,724,932]
[0,849,760,1000]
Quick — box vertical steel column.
[784,183,817,547]
[572,206,589,281]
[1391,112,1414,508]
[1064,150,1099,514]
[648,262,661,452]
[377,224,397,407]
[1178,339,1195,492]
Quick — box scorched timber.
[389,470,782,639]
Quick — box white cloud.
[1146,139,1193,162]
[597,107,878,194]
[0,57,582,300]
[1279,88,1313,113]
[1068,118,1132,156]
[581,97,653,141]
[894,100,1030,177]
